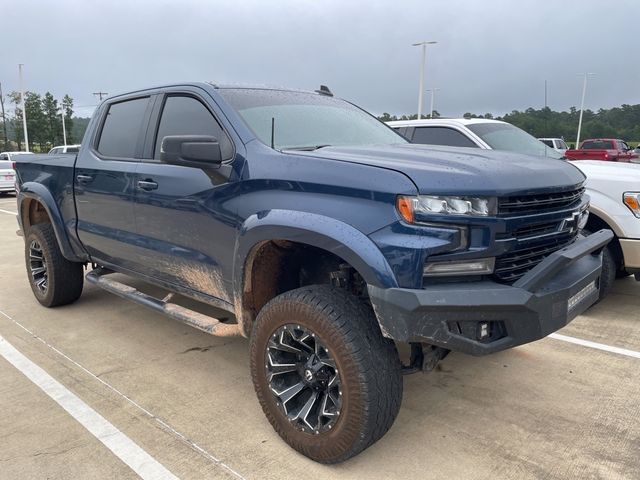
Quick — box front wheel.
[584,229,616,302]
[250,285,402,463]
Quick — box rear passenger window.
[412,127,478,148]
[153,96,233,160]
[97,97,149,158]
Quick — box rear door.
[132,88,241,304]
[75,95,153,270]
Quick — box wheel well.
[242,240,368,327]
[586,213,623,268]
[21,199,51,232]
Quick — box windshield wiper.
[284,145,332,151]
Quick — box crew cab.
[13,83,611,463]
[565,138,637,162]
[389,118,638,298]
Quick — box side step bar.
[86,268,241,337]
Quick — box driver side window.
[153,95,234,161]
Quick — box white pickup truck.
[388,118,640,298]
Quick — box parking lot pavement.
[1,194,639,479]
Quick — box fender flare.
[17,183,85,262]
[234,210,399,291]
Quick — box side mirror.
[160,135,222,166]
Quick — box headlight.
[397,195,495,223]
[623,192,640,218]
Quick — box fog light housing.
[424,257,495,277]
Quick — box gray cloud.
[2,0,638,118]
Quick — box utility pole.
[19,64,29,152]
[427,88,441,119]
[412,41,437,119]
[92,91,108,101]
[0,82,8,150]
[576,73,595,148]
[544,79,547,136]
[60,99,67,146]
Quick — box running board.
[86,268,241,337]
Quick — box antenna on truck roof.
[315,85,333,96]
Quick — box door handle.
[137,180,158,191]
[76,174,94,184]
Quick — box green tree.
[41,92,61,146]
[8,91,24,150]
[62,95,74,143]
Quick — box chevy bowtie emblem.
[559,211,581,234]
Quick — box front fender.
[233,209,399,294]
[18,183,86,262]
[586,188,638,238]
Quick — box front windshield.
[218,89,406,150]
[467,122,562,159]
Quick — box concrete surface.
[0,193,639,479]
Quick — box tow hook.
[402,343,449,375]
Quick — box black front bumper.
[368,229,613,356]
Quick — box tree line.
[0,89,75,152]
[378,104,640,145]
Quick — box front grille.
[493,235,576,284]
[511,220,561,239]
[498,187,585,215]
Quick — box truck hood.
[294,144,585,196]
[571,160,640,190]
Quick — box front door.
[132,92,240,305]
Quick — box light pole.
[576,73,595,148]
[412,41,437,119]
[427,88,440,118]
[18,64,29,152]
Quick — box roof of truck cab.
[102,82,327,103]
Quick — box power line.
[92,91,108,101]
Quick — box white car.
[48,144,81,154]
[388,118,640,298]
[0,152,34,194]
[389,118,562,158]
[538,137,569,155]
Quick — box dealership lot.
[0,194,639,479]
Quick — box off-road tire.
[584,229,616,301]
[615,267,631,279]
[250,285,403,463]
[24,223,84,307]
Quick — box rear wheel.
[250,285,402,463]
[24,223,84,307]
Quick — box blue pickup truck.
[14,82,612,463]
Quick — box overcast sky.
[2,0,639,118]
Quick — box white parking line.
[549,333,640,359]
[0,333,179,480]
[0,208,17,215]
[0,308,246,480]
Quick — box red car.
[565,138,637,162]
